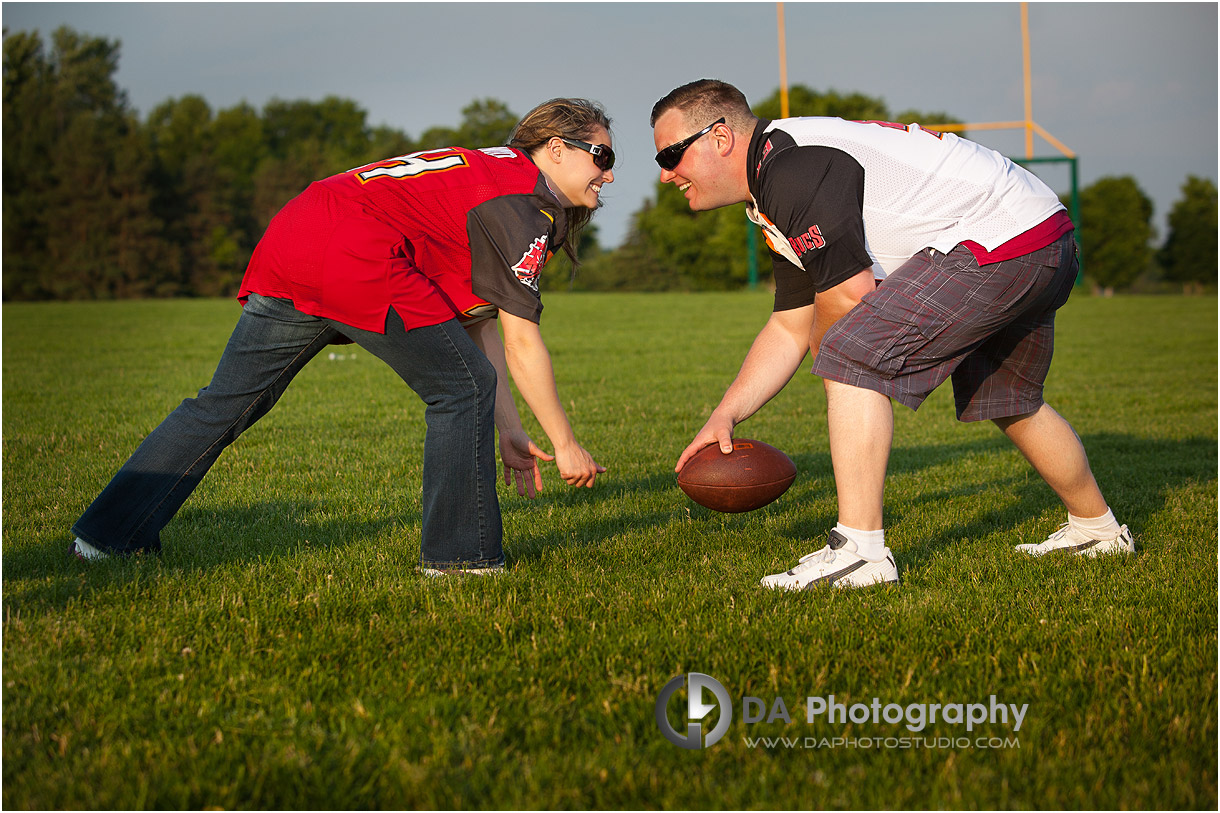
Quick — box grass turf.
[3,292,1216,809]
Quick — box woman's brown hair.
[507,98,612,265]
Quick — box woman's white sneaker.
[72,538,109,560]
[1015,523,1134,557]
[422,563,506,578]
[761,530,899,591]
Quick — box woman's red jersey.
[238,146,567,332]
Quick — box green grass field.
[3,292,1216,810]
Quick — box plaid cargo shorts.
[811,233,1079,422]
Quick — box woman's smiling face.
[548,125,614,209]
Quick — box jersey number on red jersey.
[353,146,519,184]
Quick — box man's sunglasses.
[561,137,615,171]
[654,117,726,171]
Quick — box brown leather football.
[677,438,797,513]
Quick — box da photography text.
[655,673,1029,750]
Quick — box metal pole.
[1021,2,1034,159]
[749,1,786,290]
[777,3,789,118]
[1070,156,1083,284]
[747,223,759,289]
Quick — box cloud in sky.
[4,2,1216,247]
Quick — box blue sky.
[4,2,1216,248]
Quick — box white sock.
[835,523,887,560]
[1068,509,1121,539]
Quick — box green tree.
[754,85,964,132]
[45,112,175,298]
[209,102,269,285]
[415,98,519,151]
[143,97,271,296]
[1158,175,1217,294]
[148,95,216,294]
[2,27,534,299]
[366,123,415,162]
[250,97,373,231]
[3,29,55,298]
[568,200,680,292]
[456,98,519,148]
[629,183,753,291]
[3,26,174,299]
[753,85,889,121]
[260,96,371,163]
[892,108,965,130]
[1077,175,1155,295]
[540,221,605,292]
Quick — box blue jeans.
[72,294,503,569]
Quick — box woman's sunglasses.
[561,138,615,172]
[654,117,726,171]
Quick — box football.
[677,438,797,513]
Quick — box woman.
[71,98,613,575]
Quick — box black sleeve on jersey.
[758,143,873,305]
[467,194,556,324]
[771,252,818,312]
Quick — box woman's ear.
[545,136,565,164]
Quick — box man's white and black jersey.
[746,117,1067,310]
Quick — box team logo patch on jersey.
[756,138,774,177]
[513,234,549,291]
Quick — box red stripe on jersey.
[962,210,1074,266]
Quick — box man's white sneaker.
[760,530,898,591]
[1015,523,1134,557]
[72,538,109,560]
[422,563,506,578]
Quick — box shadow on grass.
[7,433,1213,611]
[750,431,1215,561]
[493,431,1216,572]
[4,498,414,612]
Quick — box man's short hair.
[650,79,755,132]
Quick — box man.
[655,79,1132,590]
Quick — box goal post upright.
[755,2,1082,287]
[925,2,1083,280]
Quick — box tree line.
[4,26,1215,301]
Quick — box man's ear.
[713,123,735,157]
